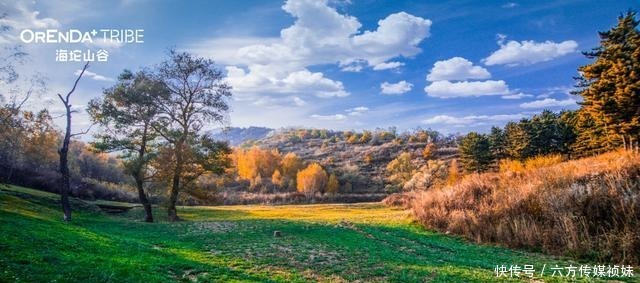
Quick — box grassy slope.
[0,184,631,283]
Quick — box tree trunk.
[136,126,153,222]
[136,178,153,223]
[56,62,87,222]
[59,104,72,222]
[167,138,184,222]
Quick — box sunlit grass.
[2,183,635,282]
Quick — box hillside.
[210,127,274,146]
[243,129,459,194]
[0,184,601,283]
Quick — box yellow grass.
[411,150,640,264]
[178,202,412,225]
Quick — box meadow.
[1,184,634,282]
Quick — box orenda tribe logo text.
[19,29,144,63]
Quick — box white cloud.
[519,98,577,109]
[484,37,578,66]
[346,106,369,116]
[501,92,533,99]
[422,114,524,126]
[424,80,510,98]
[311,113,348,121]
[190,0,431,106]
[381,80,413,95]
[427,57,491,81]
[0,1,60,30]
[87,38,124,50]
[502,2,518,8]
[74,69,113,82]
[0,0,60,43]
[225,67,348,101]
[251,95,308,108]
[372,61,404,70]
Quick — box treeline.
[231,147,339,194]
[459,110,576,172]
[0,109,135,201]
[460,12,640,173]
[259,127,459,148]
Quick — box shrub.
[410,150,640,264]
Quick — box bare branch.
[66,62,89,101]
[70,123,94,137]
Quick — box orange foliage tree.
[296,163,328,194]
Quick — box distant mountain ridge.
[210,127,274,146]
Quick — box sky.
[0,0,637,135]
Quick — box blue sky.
[1,0,637,134]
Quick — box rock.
[273,231,282,237]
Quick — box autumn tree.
[360,130,373,144]
[385,152,416,190]
[235,146,281,181]
[422,143,437,160]
[21,110,59,171]
[280,152,302,179]
[153,50,231,221]
[88,70,168,222]
[327,173,339,194]
[296,163,328,194]
[271,169,283,188]
[573,11,640,154]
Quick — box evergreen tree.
[573,11,640,154]
[504,121,530,160]
[459,132,493,173]
[487,126,507,161]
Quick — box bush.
[410,150,640,264]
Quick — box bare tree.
[57,62,89,222]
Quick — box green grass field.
[0,184,636,282]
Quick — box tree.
[422,143,437,160]
[88,70,168,222]
[56,62,89,221]
[280,152,302,179]
[271,169,283,188]
[153,50,232,221]
[504,121,530,160]
[296,163,328,194]
[487,126,507,161]
[360,130,373,144]
[235,146,281,181]
[573,11,640,154]
[459,132,493,173]
[327,173,339,194]
[385,152,416,189]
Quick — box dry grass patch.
[411,150,640,264]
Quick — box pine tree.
[487,126,507,161]
[573,11,640,154]
[504,121,530,160]
[459,132,493,173]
